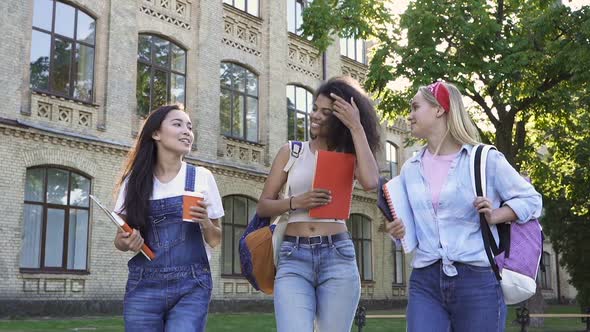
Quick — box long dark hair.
[116,105,182,229]
[315,76,381,155]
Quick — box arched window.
[221,195,257,276]
[136,34,186,117]
[346,214,372,281]
[386,141,399,178]
[340,37,366,64]
[220,62,259,142]
[538,251,552,289]
[286,85,313,141]
[223,0,259,16]
[30,0,96,102]
[20,167,91,272]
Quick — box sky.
[565,0,590,10]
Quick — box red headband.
[427,82,450,113]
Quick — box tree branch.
[511,73,573,117]
[497,0,504,25]
[464,88,500,127]
[475,123,492,145]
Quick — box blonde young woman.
[386,82,542,332]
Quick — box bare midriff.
[285,221,348,237]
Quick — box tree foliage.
[526,103,590,308]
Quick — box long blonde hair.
[418,82,480,147]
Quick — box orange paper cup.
[182,191,204,222]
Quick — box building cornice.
[0,118,268,182]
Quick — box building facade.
[0,0,575,316]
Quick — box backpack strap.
[470,144,503,281]
[471,145,512,258]
[271,141,303,227]
[283,141,303,173]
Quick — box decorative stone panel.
[78,111,92,128]
[139,0,192,30]
[221,280,264,296]
[218,136,265,166]
[341,56,368,83]
[44,279,67,293]
[223,282,234,294]
[30,91,99,130]
[235,282,250,294]
[222,4,262,57]
[287,35,321,79]
[361,283,376,298]
[392,285,407,297]
[57,106,72,124]
[21,277,87,295]
[23,278,40,293]
[37,102,51,119]
[70,279,85,293]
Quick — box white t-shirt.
[114,162,224,260]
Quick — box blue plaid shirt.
[400,144,542,276]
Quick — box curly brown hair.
[314,76,381,156]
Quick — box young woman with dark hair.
[257,76,381,332]
[113,104,223,332]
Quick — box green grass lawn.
[0,305,585,331]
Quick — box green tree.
[526,105,590,308]
[302,0,590,168]
[301,0,590,310]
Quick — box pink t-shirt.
[422,148,460,213]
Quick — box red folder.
[309,150,356,220]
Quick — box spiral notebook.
[381,176,417,253]
[89,195,156,261]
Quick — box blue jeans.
[123,264,212,331]
[273,238,361,332]
[407,261,507,332]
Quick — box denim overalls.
[123,165,212,332]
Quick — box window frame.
[30,0,97,104]
[386,141,399,179]
[539,251,552,290]
[286,85,313,141]
[221,195,257,277]
[136,34,187,117]
[223,0,260,17]
[20,166,91,274]
[220,62,259,142]
[347,214,373,281]
[287,0,309,35]
[340,37,366,64]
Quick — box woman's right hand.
[292,189,332,210]
[114,228,144,252]
[385,218,405,239]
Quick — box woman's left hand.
[190,202,214,229]
[330,93,362,131]
[474,197,493,224]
